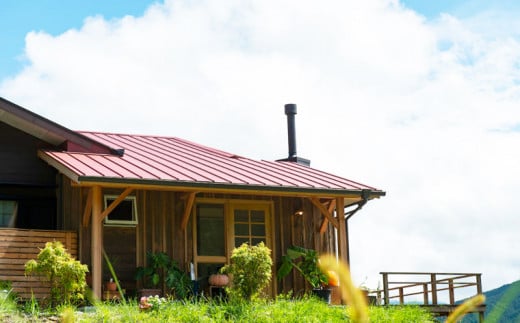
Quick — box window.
[103,195,138,226]
[196,204,225,256]
[233,208,267,247]
[0,200,17,227]
[193,199,272,278]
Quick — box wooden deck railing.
[0,228,78,300]
[379,272,485,322]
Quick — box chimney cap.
[285,103,297,115]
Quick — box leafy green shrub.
[25,241,88,307]
[221,242,273,301]
[278,245,328,289]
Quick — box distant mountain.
[461,280,520,323]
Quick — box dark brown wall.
[0,122,57,185]
[0,122,59,229]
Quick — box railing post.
[399,287,404,304]
[449,279,455,305]
[423,283,429,305]
[430,273,438,305]
[476,274,482,295]
[382,273,389,305]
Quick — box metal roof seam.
[235,157,320,187]
[265,160,378,190]
[149,136,278,185]
[45,151,104,177]
[115,134,234,183]
[123,134,243,183]
[86,133,197,181]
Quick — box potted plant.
[277,245,331,303]
[135,251,170,297]
[165,260,192,299]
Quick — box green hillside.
[461,280,520,322]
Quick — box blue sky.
[0,0,152,78]
[1,0,519,294]
[1,0,507,80]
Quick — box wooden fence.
[379,272,485,322]
[0,228,78,300]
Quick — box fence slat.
[0,229,78,300]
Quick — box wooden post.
[476,274,484,323]
[382,273,389,305]
[423,283,429,305]
[476,274,482,295]
[431,273,438,305]
[399,287,404,304]
[91,186,103,299]
[336,197,348,265]
[449,279,455,305]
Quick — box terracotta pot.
[105,281,117,291]
[209,274,229,287]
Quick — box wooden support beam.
[336,197,349,265]
[82,188,93,227]
[319,199,336,233]
[309,197,339,229]
[97,187,134,222]
[91,186,103,300]
[181,192,197,230]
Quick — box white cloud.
[1,0,519,292]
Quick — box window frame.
[0,200,18,228]
[192,198,274,277]
[103,195,138,226]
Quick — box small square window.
[103,195,138,226]
[0,200,18,228]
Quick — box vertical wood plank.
[336,197,348,265]
[91,185,102,299]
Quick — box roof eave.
[75,176,386,199]
[1,97,121,155]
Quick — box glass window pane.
[251,224,265,236]
[234,223,249,236]
[234,210,249,222]
[235,237,249,247]
[0,201,17,227]
[251,238,265,246]
[197,204,225,256]
[251,210,265,222]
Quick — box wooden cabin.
[0,97,385,300]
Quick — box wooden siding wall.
[60,181,337,297]
[0,228,77,299]
[275,197,337,295]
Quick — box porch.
[0,228,78,299]
[378,272,485,322]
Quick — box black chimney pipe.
[279,103,310,166]
[285,103,297,159]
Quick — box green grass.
[0,295,435,322]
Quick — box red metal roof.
[39,132,384,196]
